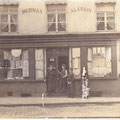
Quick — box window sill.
[46,31,67,35]
[0,79,46,83]
[96,30,117,33]
[0,32,19,35]
[89,77,117,80]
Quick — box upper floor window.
[47,4,66,32]
[0,5,18,33]
[96,3,115,31]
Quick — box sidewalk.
[0,97,120,106]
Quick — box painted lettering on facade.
[71,7,91,13]
[22,8,42,14]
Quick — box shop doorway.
[46,48,69,96]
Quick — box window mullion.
[56,12,58,32]
[8,12,11,33]
[105,12,107,30]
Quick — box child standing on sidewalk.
[67,68,74,98]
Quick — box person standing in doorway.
[61,64,68,94]
[46,64,57,96]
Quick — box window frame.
[96,4,116,32]
[2,48,29,80]
[46,4,66,33]
[0,5,18,33]
[35,48,46,80]
[87,45,117,79]
[69,47,81,79]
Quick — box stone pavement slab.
[0,103,120,118]
[0,97,120,106]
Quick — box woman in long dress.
[46,65,57,95]
[60,64,68,94]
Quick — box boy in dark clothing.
[67,68,74,98]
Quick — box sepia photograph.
[0,0,120,118]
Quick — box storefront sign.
[22,8,42,14]
[71,7,91,13]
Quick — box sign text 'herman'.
[22,8,42,14]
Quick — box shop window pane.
[36,70,44,80]
[88,47,112,77]
[107,22,115,30]
[22,50,29,78]
[97,22,105,30]
[1,23,9,32]
[47,4,66,12]
[10,24,18,32]
[3,49,29,80]
[0,6,8,12]
[9,5,18,12]
[71,48,81,78]
[48,14,56,22]
[57,5,66,11]
[96,3,115,11]
[35,49,44,80]
[58,23,66,31]
[58,14,66,22]
[97,12,104,21]
[10,14,18,23]
[48,23,56,31]
[1,14,8,22]
[47,5,57,12]
[107,12,115,20]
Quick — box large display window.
[3,49,29,80]
[69,48,81,78]
[88,47,112,77]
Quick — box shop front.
[0,33,119,97]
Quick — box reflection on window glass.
[88,47,112,77]
[3,49,29,80]
[35,49,45,80]
[71,48,81,78]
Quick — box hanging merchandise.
[82,67,90,99]
[11,49,21,57]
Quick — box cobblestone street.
[0,103,120,118]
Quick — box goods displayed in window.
[88,47,112,77]
[3,49,29,80]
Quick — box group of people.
[46,64,74,98]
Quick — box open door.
[46,48,69,96]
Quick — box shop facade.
[0,0,120,97]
